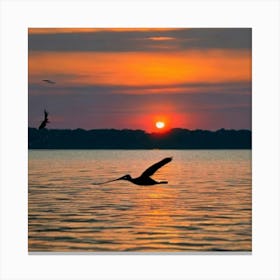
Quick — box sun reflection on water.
[29,150,251,252]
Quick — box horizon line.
[28,127,252,133]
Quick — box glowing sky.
[28,28,251,131]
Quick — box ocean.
[28,149,251,252]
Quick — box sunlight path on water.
[28,150,251,252]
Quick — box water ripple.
[29,150,251,252]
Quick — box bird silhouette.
[42,79,56,84]
[38,110,49,129]
[93,157,172,186]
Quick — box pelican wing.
[42,79,56,84]
[140,157,172,177]
[44,110,48,120]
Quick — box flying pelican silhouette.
[93,157,172,186]
[38,110,49,129]
[42,79,56,84]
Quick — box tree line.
[28,127,251,149]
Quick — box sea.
[28,149,252,252]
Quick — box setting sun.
[155,121,165,129]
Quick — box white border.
[0,0,279,279]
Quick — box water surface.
[28,150,251,252]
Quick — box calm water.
[28,150,251,252]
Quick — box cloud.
[28,81,251,98]
[28,28,251,52]
[146,36,175,41]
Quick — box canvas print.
[28,28,252,252]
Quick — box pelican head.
[118,174,132,181]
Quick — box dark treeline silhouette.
[28,127,251,149]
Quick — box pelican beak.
[108,177,122,182]
[92,177,123,185]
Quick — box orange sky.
[29,50,251,88]
[28,28,251,131]
[28,28,178,34]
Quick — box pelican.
[42,79,56,84]
[93,157,172,186]
[38,110,49,129]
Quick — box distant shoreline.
[28,127,251,149]
[28,148,251,150]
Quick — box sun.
[155,121,165,129]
